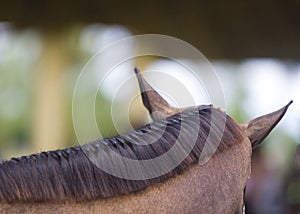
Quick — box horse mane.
[0,107,244,202]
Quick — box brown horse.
[0,68,292,213]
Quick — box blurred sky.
[0,23,299,147]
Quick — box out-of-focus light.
[214,59,300,140]
[79,24,133,101]
[146,59,211,107]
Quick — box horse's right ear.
[134,67,181,121]
[241,101,292,148]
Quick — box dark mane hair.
[0,107,244,202]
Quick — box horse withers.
[0,68,292,213]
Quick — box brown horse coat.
[0,68,292,213]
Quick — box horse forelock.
[0,106,245,202]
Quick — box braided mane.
[0,107,244,202]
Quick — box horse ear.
[134,67,181,121]
[241,101,292,148]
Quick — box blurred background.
[0,1,299,213]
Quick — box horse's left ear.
[241,101,293,148]
[134,67,181,121]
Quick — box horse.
[0,68,292,213]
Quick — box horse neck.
[0,137,252,214]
